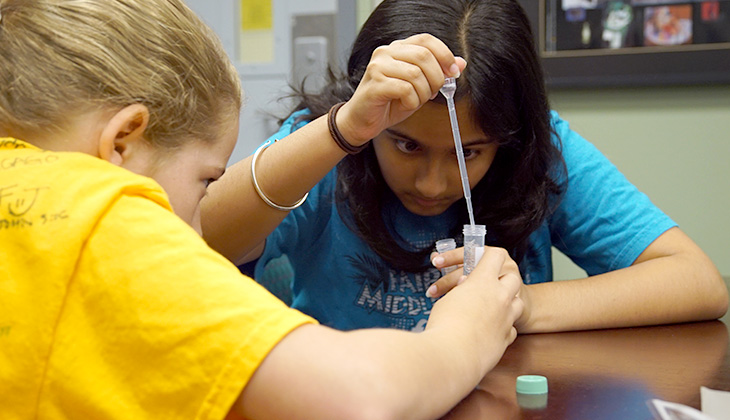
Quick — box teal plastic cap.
[516,375,548,395]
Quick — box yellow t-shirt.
[0,138,315,419]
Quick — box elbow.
[698,263,728,321]
[710,276,729,320]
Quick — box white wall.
[185,0,340,165]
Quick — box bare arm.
[231,247,524,420]
[431,227,728,333]
[516,227,728,333]
[200,116,343,264]
[201,34,467,265]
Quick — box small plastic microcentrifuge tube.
[463,224,486,276]
[435,238,457,276]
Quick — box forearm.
[201,116,346,263]
[237,248,522,420]
[330,326,492,420]
[237,324,492,420]
[521,231,728,333]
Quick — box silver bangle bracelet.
[251,139,309,211]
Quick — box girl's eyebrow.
[384,128,421,144]
[384,128,493,147]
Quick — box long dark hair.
[290,0,565,272]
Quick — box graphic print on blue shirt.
[349,249,441,331]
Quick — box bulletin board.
[518,0,730,88]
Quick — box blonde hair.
[0,0,242,148]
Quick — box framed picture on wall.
[517,0,730,88]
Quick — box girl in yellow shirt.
[0,1,522,419]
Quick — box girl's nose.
[414,159,449,199]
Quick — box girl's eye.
[462,148,480,160]
[395,138,420,154]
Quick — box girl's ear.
[98,104,150,166]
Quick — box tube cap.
[516,375,548,394]
[516,375,548,410]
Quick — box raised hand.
[335,33,467,147]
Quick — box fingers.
[451,246,524,334]
[425,272,464,299]
[382,34,464,105]
[368,50,431,108]
[362,33,464,111]
[338,33,466,145]
[507,326,518,345]
[396,33,465,80]
[468,246,509,282]
[497,268,522,302]
[454,56,467,75]
[429,246,525,326]
[510,293,525,329]
[428,247,463,298]
[431,248,463,270]
[430,246,518,293]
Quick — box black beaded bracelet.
[327,102,368,155]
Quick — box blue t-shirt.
[250,111,677,331]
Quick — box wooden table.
[441,278,730,420]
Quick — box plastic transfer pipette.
[440,77,475,226]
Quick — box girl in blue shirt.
[202,0,727,333]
